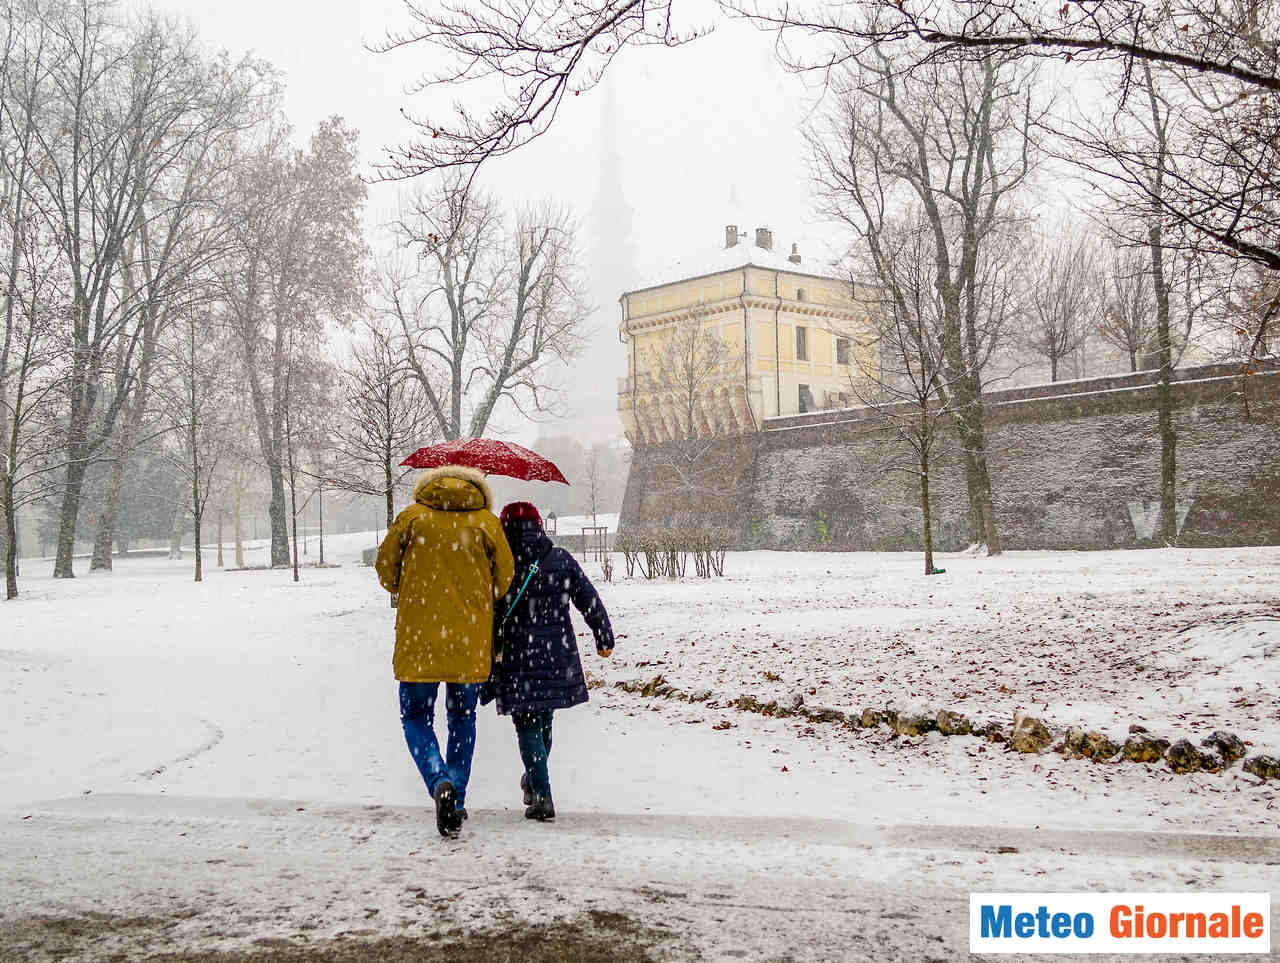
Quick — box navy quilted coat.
[490,520,615,715]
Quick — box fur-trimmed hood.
[412,465,493,512]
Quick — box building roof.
[624,242,845,298]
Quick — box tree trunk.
[920,420,936,576]
[318,484,325,566]
[90,437,129,571]
[950,404,1000,552]
[193,512,203,582]
[937,305,1001,553]
[1150,231,1178,544]
[3,475,18,600]
[52,452,91,578]
[1050,355,1059,382]
[1144,65,1178,546]
[234,482,244,568]
[169,506,185,560]
[958,443,986,545]
[267,466,289,567]
[1129,347,1138,372]
[384,461,395,528]
[289,471,300,583]
[970,423,1002,555]
[217,510,224,568]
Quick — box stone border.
[598,674,1280,782]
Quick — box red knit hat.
[500,501,542,526]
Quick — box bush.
[616,526,728,579]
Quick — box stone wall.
[619,363,1280,550]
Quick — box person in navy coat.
[489,501,614,821]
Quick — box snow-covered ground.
[589,546,1280,757]
[2,538,1277,960]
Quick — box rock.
[1128,723,1149,734]
[1197,749,1224,774]
[892,712,937,737]
[982,721,1008,744]
[1083,731,1120,761]
[807,707,846,725]
[858,708,883,729]
[1243,755,1280,780]
[1166,739,1203,774]
[1201,730,1246,765]
[936,710,973,736]
[688,689,712,703]
[1059,727,1087,756]
[1122,733,1170,764]
[1009,714,1053,754]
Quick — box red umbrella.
[400,438,570,485]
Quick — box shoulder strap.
[500,560,539,627]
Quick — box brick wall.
[620,363,1280,550]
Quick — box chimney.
[788,243,802,265]
[725,224,739,248]
[755,227,773,251]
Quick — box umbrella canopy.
[400,438,570,485]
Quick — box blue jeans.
[513,709,554,797]
[400,682,480,808]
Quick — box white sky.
[141,0,849,444]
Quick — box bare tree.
[1022,229,1096,382]
[1069,63,1213,542]
[220,117,367,568]
[386,175,588,440]
[1,1,60,596]
[0,213,69,599]
[641,305,734,514]
[85,48,268,573]
[159,309,229,582]
[376,1,1280,360]
[792,0,1280,357]
[5,4,265,578]
[808,52,1040,553]
[846,217,962,574]
[583,443,605,528]
[1099,246,1158,372]
[371,1,696,177]
[1216,255,1280,361]
[330,317,437,529]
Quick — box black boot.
[434,780,461,837]
[524,793,555,822]
[520,773,533,807]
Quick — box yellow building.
[618,225,876,446]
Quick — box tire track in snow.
[136,717,224,781]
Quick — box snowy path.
[5,793,1278,962]
[3,537,1278,959]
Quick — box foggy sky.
[141,0,846,445]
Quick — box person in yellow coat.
[376,465,515,837]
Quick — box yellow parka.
[376,466,515,683]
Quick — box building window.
[795,325,808,361]
[798,384,814,413]
[796,287,806,302]
[836,337,850,366]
